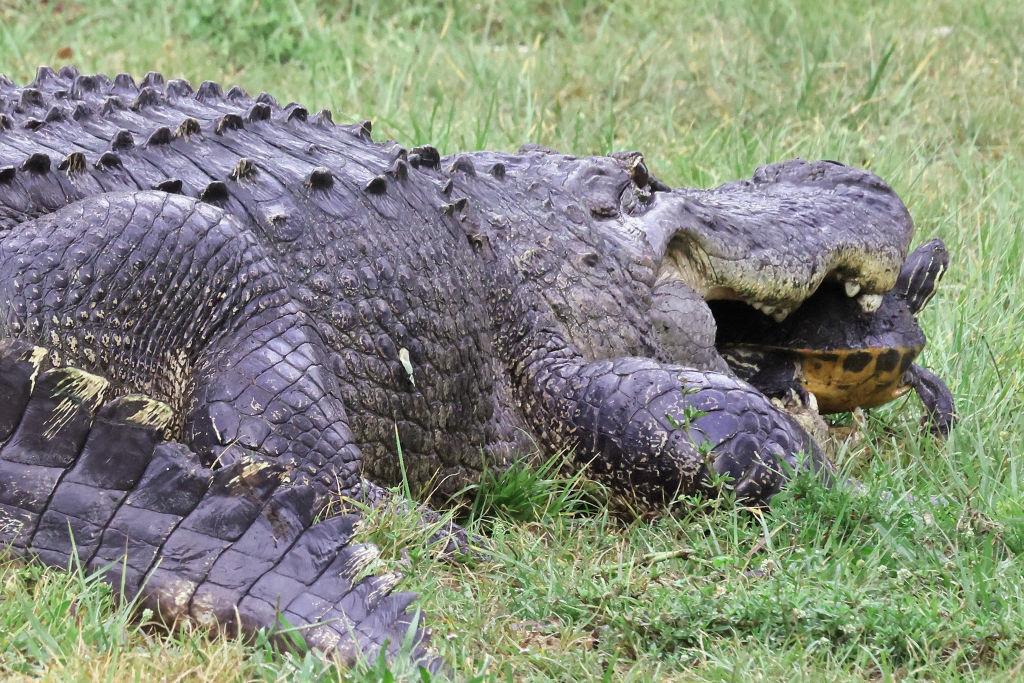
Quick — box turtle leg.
[905,364,957,437]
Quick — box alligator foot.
[905,363,957,437]
[356,479,475,559]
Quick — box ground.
[1,0,1023,680]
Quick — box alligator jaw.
[644,159,914,322]
[709,239,950,433]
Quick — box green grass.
[2,0,1023,679]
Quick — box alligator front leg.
[0,339,438,669]
[487,268,830,509]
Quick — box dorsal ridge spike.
[246,103,272,122]
[364,175,387,194]
[140,71,165,89]
[255,92,279,108]
[313,108,334,126]
[411,145,440,168]
[57,152,87,175]
[199,180,229,203]
[152,178,184,194]
[175,117,202,139]
[306,167,334,190]
[166,79,194,99]
[19,88,45,110]
[225,85,250,102]
[71,74,100,98]
[44,106,67,123]
[32,66,58,87]
[110,130,135,150]
[449,155,477,176]
[214,114,244,135]
[0,166,15,183]
[229,158,257,182]
[132,87,163,111]
[112,73,138,94]
[195,80,223,102]
[490,162,507,179]
[71,103,93,121]
[21,152,51,174]
[94,152,122,169]
[285,105,308,123]
[57,65,80,80]
[359,119,373,139]
[101,96,125,114]
[146,126,173,146]
[387,159,409,180]
[453,197,469,211]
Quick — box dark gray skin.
[0,67,954,669]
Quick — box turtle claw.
[905,364,957,437]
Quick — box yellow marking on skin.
[225,457,282,488]
[345,544,381,582]
[189,590,221,629]
[121,395,174,430]
[367,572,401,605]
[45,368,109,439]
[158,576,198,618]
[399,347,415,386]
[0,508,25,539]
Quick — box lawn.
[1,0,1023,680]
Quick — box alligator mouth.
[706,280,922,414]
[661,235,898,323]
[641,159,945,421]
[657,238,939,417]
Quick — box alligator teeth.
[771,309,789,323]
[806,391,819,412]
[844,281,862,297]
[858,293,883,313]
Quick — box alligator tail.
[0,338,438,672]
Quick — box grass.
[1,0,1023,679]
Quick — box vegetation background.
[1,0,1022,680]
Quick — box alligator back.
[0,66,525,494]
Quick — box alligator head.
[637,158,955,439]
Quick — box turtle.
[713,238,956,436]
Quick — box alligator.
[0,66,955,670]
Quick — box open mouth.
[707,280,924,414]
[654,236,945,417]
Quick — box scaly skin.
[0,67,952,667]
